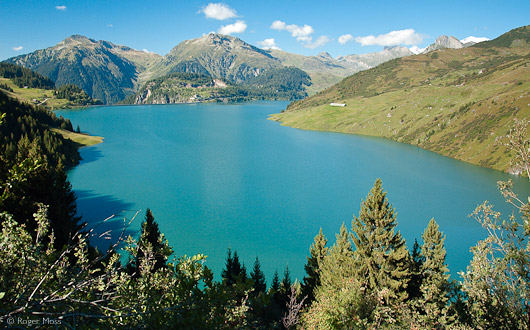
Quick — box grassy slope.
[1,78,103,147]
[51,128,103,147]
[0,77,71,110]
[270,45,530,172]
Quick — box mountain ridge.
[270,25,530,172]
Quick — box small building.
[330,103,346,107]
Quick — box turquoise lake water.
[57,101,530,282]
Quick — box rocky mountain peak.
[317,52,333,60]
[435,35,464,49]
[422,35,464,54]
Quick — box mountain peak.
[435,35,463,49]
[422,35,464,53]
[317,51,333,60]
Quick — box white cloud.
[142,49,154,53]
[107,24,113,28]
[201,3,237,20]
[13,46,23,51]
[355,29,424,46]
[55,5,67,11]
[270,20,328,49]
[460,36,490,44]
[218,20,247,35]
[305,36,330,49]
[338,34,354,45]
[270,20,314,41]
[257,38,281,50]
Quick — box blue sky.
[1,0,529,61]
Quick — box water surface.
[57,102,530,281]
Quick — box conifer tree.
[250,257,267,294]
[221,248,245,285]
[419,218,450,324]
[133,209,173,275]
[281,265,292,294]
[351,178,410,301]
[271,270,280,293]
[408,239,425,300]
[318,223,355,292]
[302,228,329,303]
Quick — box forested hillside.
[126,68,310,104]
[0,63,101,109]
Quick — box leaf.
[0,292,5,300]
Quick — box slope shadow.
[78,146,103,165]
[75,189,140,251]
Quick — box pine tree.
[419,218,450,324]
[271,269,280,293]
[250,257,267,294]
[302,228,329,303]
[281,265,292,294]
[408,239,425,300]
[221,248,245,285]
[134,209,173,275]
[351,178,410,301]
[318,223,355,292]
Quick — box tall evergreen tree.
[270,270,280,293]
[250,257,267,294]
[419,218,451,324]
[281,265,292,294]
[221,248,246,286]
[318,223,355,293]
[408,239,425,300]
[351,178,411,301]
[302,228,329,303]
[132,209,173,275]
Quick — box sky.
[0,0,529,61]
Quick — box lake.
[57,101,530,282]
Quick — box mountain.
[150,33,282,83]
[4,35,160,104]
[268,46,413,95]
[4,33,419,104]
[0,62,101,109]
[338,46,414,68]
[270,25,530,172]
[127,67,310,105]
[422,35,464,53]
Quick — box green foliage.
[221,248,247,286]
[415,219,452,326]
[351,179,411,301]
[301,228,328,303]
[55,84,102,106]
[461,121,530,330]
[0,62,55,89]
[0,90,80,168]
[250,257,267,294]
[128,209,173,276]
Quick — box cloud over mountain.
[338,34,354,45]
[258,38,281,50]
[201,3,238,20]
[12,46,23,51]
[355,29,424,46]
[271,20,314,41]
[305,36,330,49]
[218,20,247,35]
